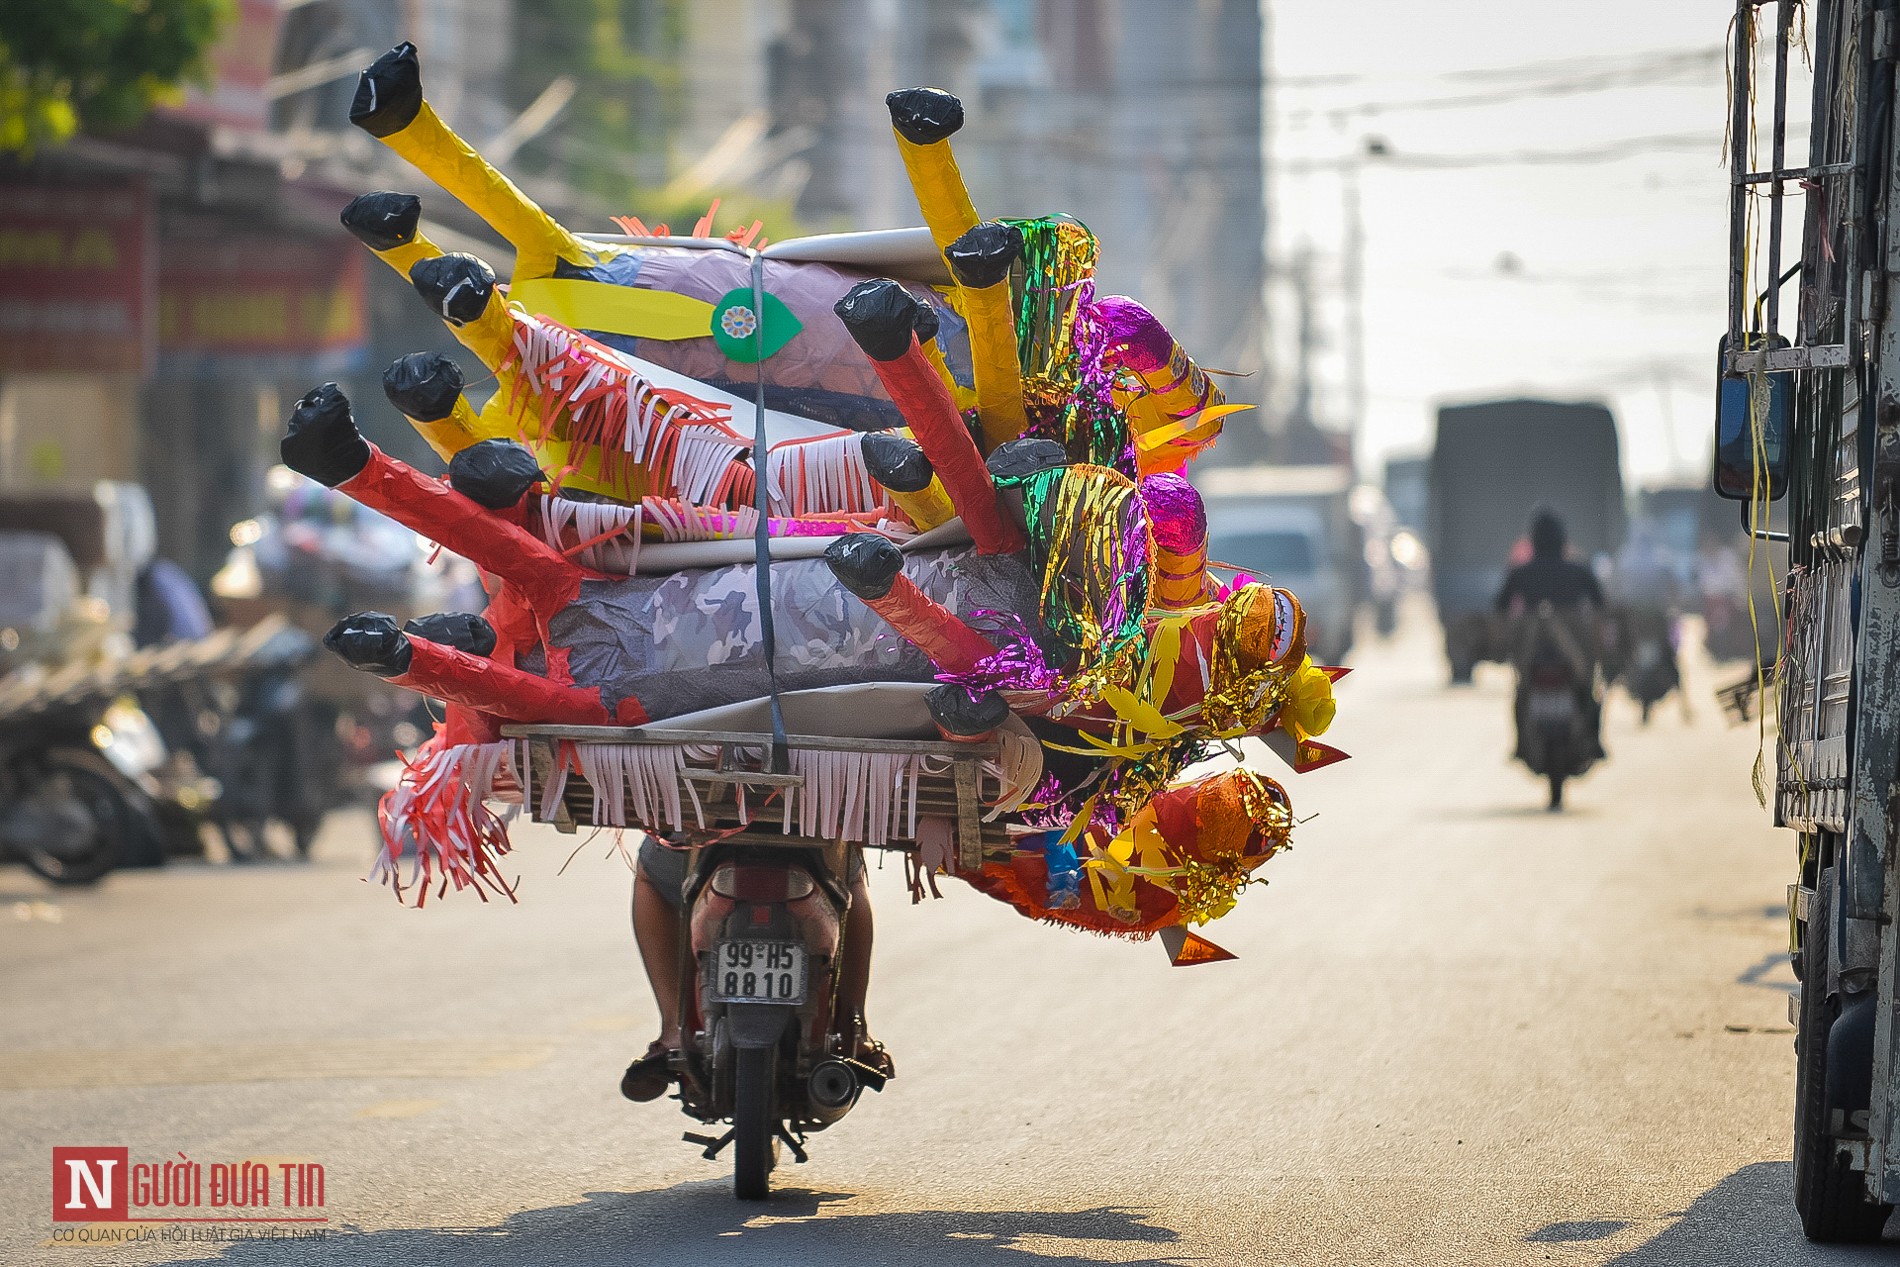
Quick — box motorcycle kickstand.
[775,1124,809,1164]
[683,1129,734,1160]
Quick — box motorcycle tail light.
[711,864,815,903]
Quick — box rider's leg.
[633,868,684,1048]
[622,847,687,1102]
[836,858,876,1046]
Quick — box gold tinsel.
[1200,585,1302,737]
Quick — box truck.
[1195,464,1360,665]
[1428,399,1626,683]
[1720,0,1900,1240]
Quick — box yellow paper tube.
[944,223,1030,452]
[887,88,980,253]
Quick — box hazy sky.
[1270,1,1757,484]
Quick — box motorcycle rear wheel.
[1547,772,1565,812]
[16,749,130,886]
[732,1044,779,1201]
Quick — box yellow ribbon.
[508,278,716,341]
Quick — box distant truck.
[1429,399,1626,682]
[1195,464,1360,664]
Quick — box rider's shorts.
[636,835,864,910]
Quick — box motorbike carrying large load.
[295,43,1348,966]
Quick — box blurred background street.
[0,0,1846,1259]
[0,609,1839,1266]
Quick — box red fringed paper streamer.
[374,738,521,906]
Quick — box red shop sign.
[0,179,155,375]
[158,234,366,355]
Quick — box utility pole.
[1341,154,1366,477]
[1280,244,1321,463]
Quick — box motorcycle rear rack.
[500,723,1008,871]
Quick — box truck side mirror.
[1713,334,1791,502]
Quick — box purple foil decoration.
[1139,471,1206,556]
[1071,284,1119,412]
[1091,295,1176,376]
[1212,571,1259,601]
[936,610,1064,697]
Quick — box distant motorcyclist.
[1495,510,1604,615]
[1495,510,1606,804]
[1609,527,1684,723]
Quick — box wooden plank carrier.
[500,724,1006,871]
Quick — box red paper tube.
[824,534,1000,674]
[835,281,1022,555]
[391,637,645,724]
[341,444,583,613]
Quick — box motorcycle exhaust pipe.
[808,1059,860,1117]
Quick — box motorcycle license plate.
[1528,690,1576,723]
[710,940,807,1004]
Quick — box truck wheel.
[1794,868,1892,1241]
[732,1044,778,1201]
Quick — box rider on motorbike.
[619,837,886,1103]
[1495,509,1606,764]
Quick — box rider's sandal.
[619,1040,674,1102]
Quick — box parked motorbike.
[670,839,886,1199]
[1701,591,1762,664]
[141,623,336,859]
[1616,606,1681,724]
[0,698,167,884]
[1511,602,1603,810]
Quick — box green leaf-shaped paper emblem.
[711,288,803,362]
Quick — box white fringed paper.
[574,743,706,830]
[642,497,758,543]
[507,313,886,519]
[538,496,641,573]
[779,749,938,849]
[766,432,881,517]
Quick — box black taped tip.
[341,191,422,252]
[383,351,464,422]
[349,43,423,138]
[912,300,940,346]
[986,437,1069,486]
[409,253,496,326]
[861,431,935,494]
[324,612,412,677]
[404,612,497,657]
[448,438,543,509]
[834,279,919,362]
[945,222,1023,290]
[824,533,905,601]
[886,87,964,145]
[926,684,1010,738]
[281,383,369,488]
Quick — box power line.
[1280,48,1725,124]
[1273,43,1727,92]
[1280,133,1722,174]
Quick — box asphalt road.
[0,610,1881,1266]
